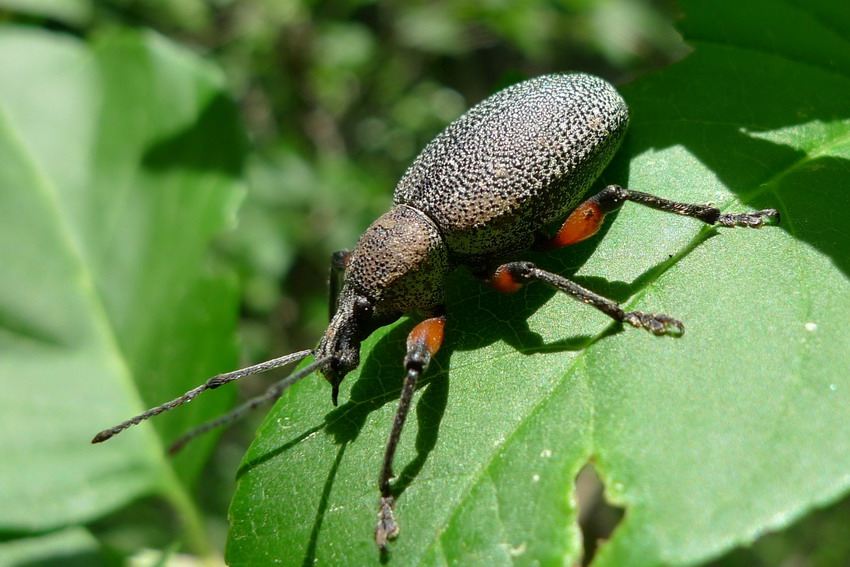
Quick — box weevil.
[93,73,779,549]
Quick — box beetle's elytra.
[93,73,779,550]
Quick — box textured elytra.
[394,73,629,263]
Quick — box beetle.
[93,73,779,550]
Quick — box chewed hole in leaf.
[576,462,625,566]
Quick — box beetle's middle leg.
[487,262,683,334]
[375,313,446,550]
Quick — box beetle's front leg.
[375,313,447,550]
[487,262,683,335]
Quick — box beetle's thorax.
[316,204,450,401]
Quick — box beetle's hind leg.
[539,184,779,250]
[375,313,446,550]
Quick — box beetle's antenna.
[92,349,314,444]
[168,354,332,454]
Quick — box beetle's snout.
[316,286,372,406]
[319,353,359,406]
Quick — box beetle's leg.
[488,262,683,335]
[541,184,780,249]
[329,250,350,321]
[375,314,447,550]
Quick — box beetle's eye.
[353,296,373,321]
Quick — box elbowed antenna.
[168,354,333,454]
[92,349,315,444]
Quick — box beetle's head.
[317,204,450,404]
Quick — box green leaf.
[0,25,244,545]
[228,0,850,565]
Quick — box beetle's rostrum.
[92,73,779,551]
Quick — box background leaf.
[0,26,244,553]
[228,1,850,566]
[0,0,92,26]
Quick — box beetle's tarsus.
[717,208,780,228]
[624,311,685,335]
[375,496,399,550]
